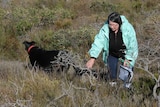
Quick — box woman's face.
[109,20,119,32]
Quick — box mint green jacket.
[89,15,138,66]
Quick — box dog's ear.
[23,41,36,45]
[23,41,27,45]
[31,41,36,45]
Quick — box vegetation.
[0,0,159,106]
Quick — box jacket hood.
[104,15,129,25]
[120,15,129,24]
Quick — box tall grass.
[0,60,157,106]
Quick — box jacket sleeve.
[124,23,138,66]
[89,25,109,58]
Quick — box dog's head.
[23,41,36,52]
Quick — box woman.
[86,12,138,83]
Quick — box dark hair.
[107,12,122,26]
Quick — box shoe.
[124,83,131,89]
[109,82,117,87]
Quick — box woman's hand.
[86,58,95,69]
[123,59,130,67]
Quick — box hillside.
[0,0,160,106]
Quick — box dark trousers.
[107,55,119,80]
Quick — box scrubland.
[0,0,160,106]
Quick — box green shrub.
[90,1,118,13]
[133,76,156,98]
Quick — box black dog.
[23,41,69,72]
[23,41,107,80]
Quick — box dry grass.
[0,59,157,107]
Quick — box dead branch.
[137,36,160,106]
